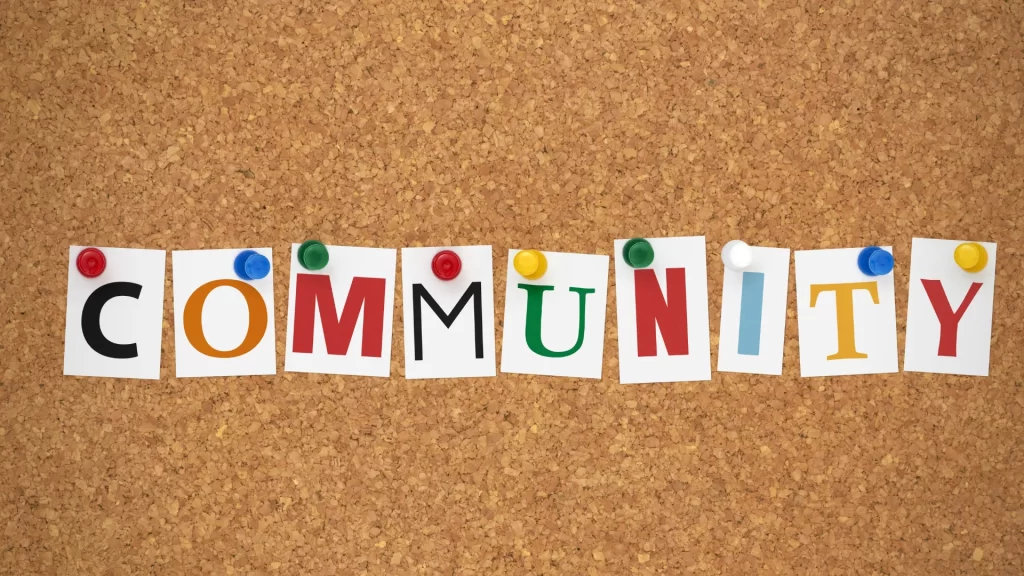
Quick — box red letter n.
[920,279,983,357]
[292,274,385,357]
[635,268,688,357]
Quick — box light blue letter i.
[737,272,765,356]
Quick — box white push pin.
[721,240,753,271]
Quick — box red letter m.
[292,274,385,357]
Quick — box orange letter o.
[183,279,268,358]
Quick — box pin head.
[622,238,654,268]
[721,240,753,271]
[76,247,106,278]
[513,249,547,280]
[432,250,462,280]
[857,246,894,276]
[234,250,271,281]
[954,242,987,273]
[298,240,329,271]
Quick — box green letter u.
[518,284,596,358]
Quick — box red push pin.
[77,247,107,278]
[431,250,462,281]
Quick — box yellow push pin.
[954,242,988,273]
[514,249,547,280]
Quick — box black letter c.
[81,282,142,359]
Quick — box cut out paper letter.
[904,238,997,376]
[521,284,595,357]
[809,281,878,360]
[634,268,687,357]
[920,279,983,357]
[401,246,496,379]
[795,247,898,377]
[63,247,166,379]
[286,244,397,377]
[292,274,385,357]
[614,237,711,384]
[173,248,277,378]
[501,250,608,379]
[717,246,790,375]
[82,282,143,359]
[412,283,484,360]
[184,279,268,358]
[736,272,765,356]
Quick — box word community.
[63,237,998,383]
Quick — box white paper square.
[284,245,397,377]
[717,246,790,375]
[795,247,899,377]
[63,246,166,379]
[401,246,496,379]
[172,248,277,378]
[500,250,609,379]
[904,238,997,376]
[613,237,711,384]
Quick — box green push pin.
[297,240,329,271]
[622,238,654,268]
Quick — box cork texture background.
[2,0,1023,574]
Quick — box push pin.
[297,240,329,271]
[513,249,547,280]
[622,238,654,268]
[857,246,894,277]
[432,250,462,281]
[954,242,988,273]
[76,247,107,278]
[234,250,271,281]
[721,240,753,272]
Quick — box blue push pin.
[857,246,894,276]
[234,250,271,281]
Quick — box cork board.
[2,0,1022,573]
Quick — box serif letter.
[920,279,983,357]
[82,282,142,359]
[519,284,595,358]
[184,279,268,358]
[412,282,484,361]
[292,274,385,357]
[809,281,878,360]
[634,268,688,357]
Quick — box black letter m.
[412,282,484,361]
